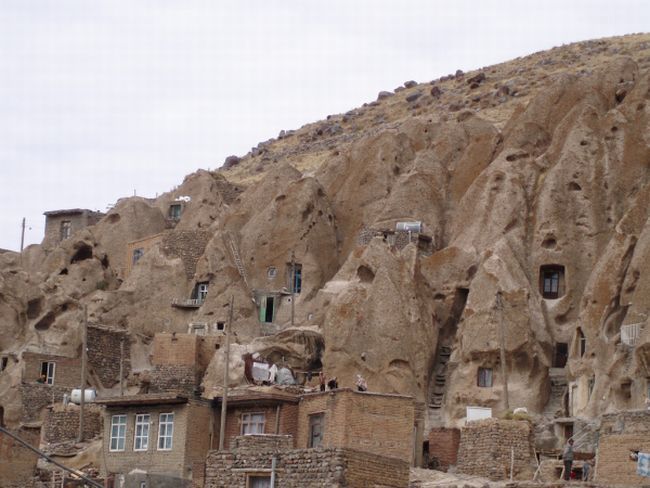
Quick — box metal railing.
[621,323,644,347]
[171,298,204,308]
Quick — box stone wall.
[596,410,650,486]
[43,405,102,444]
[204,439,409,488]
[87,325,130,388]
[357,227,433,254]
[428,427,460,471]
[149,365,198,395]
[20,383,70,421]
[161,230,211,278]
[456,419,535,481]
[297,389,416,464]
[0,427,40,487]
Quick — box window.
[109,415,127,451]
[553,343,568,368]
[539,265,565,299]
[308,413,324,448]
[190,324,206,336]
[60,220,71,240]
[169,204,182,220]
[132,248,144,265]
[241,413,265,435]
[477,367,493,387]
[158,413,174,450]
[287,263,302,294]
[216,321,225,331]
[134,414,150,451]
[193,282,209,302]
[267,267,277,280]
[259,296,275,323]
[248,475,271,488]
[40,361,55,385]
[578,328,586,357]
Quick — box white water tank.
[396,221,422,233]
[70,388,97,405]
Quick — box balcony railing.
[171,298,204,309]
[621,323,644,347]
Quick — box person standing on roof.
[562,439,574,481]
[319,372,326,392]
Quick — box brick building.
[427,427,460,471]
[212,390,300,450]
[297,388,417,464]
[20,352,82,421]
[42,208,104,248]
[97,393,212,488]
[596,410,650,485]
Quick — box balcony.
[621,323,644,347]
[171,298,204,309]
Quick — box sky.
[0,1,648,251]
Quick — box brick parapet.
[20,383,70,421]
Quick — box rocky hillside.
[2,33,650,435]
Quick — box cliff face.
[1,34,650,431]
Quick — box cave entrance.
[259,296,275,323]
[553,343,568,368]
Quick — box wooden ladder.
[51,470,64,488]
[226,232,250,292]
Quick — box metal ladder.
[226,232,250,292]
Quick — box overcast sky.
[0,1,648,251]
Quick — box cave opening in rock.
[553,342,568,368]
[26,298,42,319]
[34,312,56,331]
[539,264,565,299]
[70,243,93,263]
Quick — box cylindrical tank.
[70,388,96,404]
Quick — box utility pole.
[78,305,87,443]
[20,218,26,253]
[496,291,510,411]
[290,251,296,326]
[218,296,234,451]
[119,337,125,397]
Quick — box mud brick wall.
[20,383,70,421]
[219,404,298,450]
[150,364,198,395]
[456,419,534,481]
[204,443,408,488]
[152,334,199,367]
[428,427,460,471]
[43,406,102,443]
[87,326,130,388]
[596,410,650,485]
[22,352,81,387]
[297,389,415,464]
[161,230,211,278]
[0,427,40,487]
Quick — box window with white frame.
[109,415,127,451]
[248,475,271,488]
[40,361,56,385]
[134,414,150,451]
[241,412,265,435]
[158,413,174,450]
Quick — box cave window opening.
[40,361,56,385]
[540,265,565,299]
[132,248,144,265]
[216,321,225,332]
[578,328,586,357]
[0,357,7,372]
[259,296,275,323]
[192,282,209,303]
[267,266,277,280]
[60,220,71,240]
[553,343,568,368]
[621,381,632,400]
[287,263,302,294]
[588,377,595,399]
[477,367,493,387]
[0,406,4,427]
[168,203,182,220]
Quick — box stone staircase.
[543,367,568,418]
[429,345,452,410]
